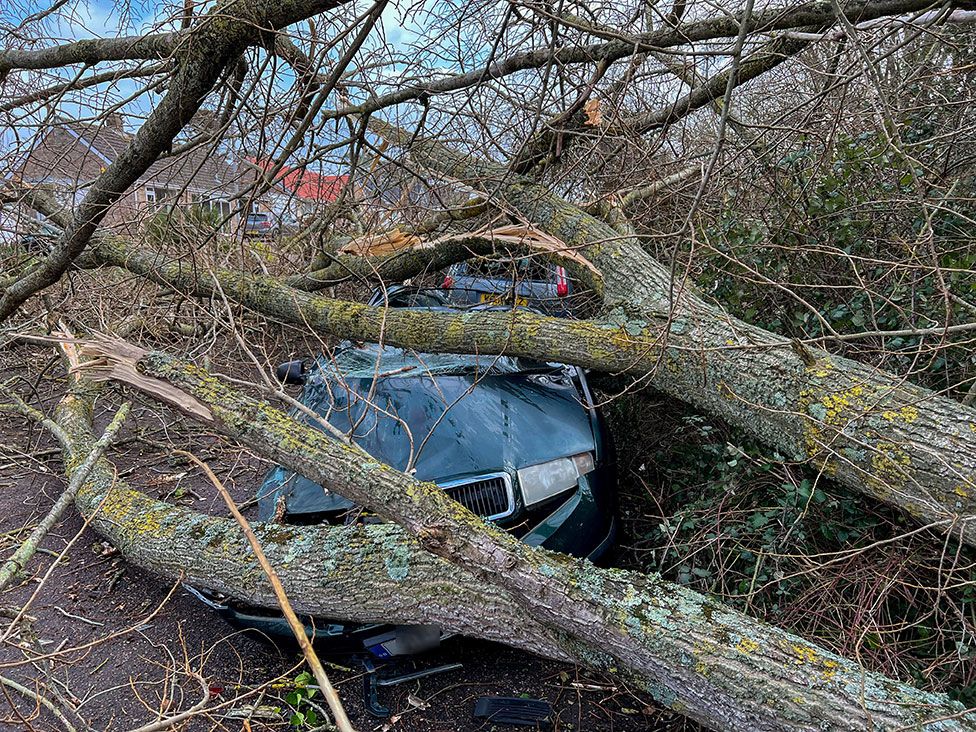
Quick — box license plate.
[480,293,529,307]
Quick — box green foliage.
[639,412,880,601]
[609,388,976,702]
[284,671,319,728]
[699,130,975,398]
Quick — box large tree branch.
[12,180,976,553]
[288,229,602,294]
[78,233,976,553]
[287,234,518,291]
[63,346,976,731]
[625,35,811,135]
[0,34,177,75]
[52,379,566,658]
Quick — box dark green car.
[189,287,616,657]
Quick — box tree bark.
[81,197,976,553]
[0,34,177,74]
[60,350,976,731]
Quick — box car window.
[384,290,450,308]
[247,213,268,223]
[315,345,553,380]
[518,258,554,281]
[465,257,553,282]
[466,259,511,278]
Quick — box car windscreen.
[316,344,556,379]
[246,214,268,223]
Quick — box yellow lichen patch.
[798,382,868,474]
[97,486,173,540]
[954,485,970,498]
[784,645,841,680]
[790,644,821,665]
[736,638,760,654]
[692,638,720,677]
[868,441,912,497]
[607,327,642,353]
[881,406,919,424]
[805,357,835,379]
[821,659,839,682]
[821,385,865,422]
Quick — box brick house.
[18,114,242,233]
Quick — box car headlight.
[517,452,595,507]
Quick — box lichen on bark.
[57,351,976,731]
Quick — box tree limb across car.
[3,0,976,729]
[60,340,974,730]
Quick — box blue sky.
[2,0,589,175]
[0,0,439,106]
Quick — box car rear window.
[465,257,554,281]
[247,213,268,223]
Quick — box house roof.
[48,116,238,194]
[247,158,348,202]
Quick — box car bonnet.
[258,353,596,518]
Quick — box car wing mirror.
[275,360,306,385]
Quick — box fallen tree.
[3,0,976,727]
[7,1,976,548]
[71,165,976,552]
[55,342,975,731]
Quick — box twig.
[52,606,104,627]
[123,672,210,732]
[0,402,131,593]
[174,451,356,732]
[0,673,79,732]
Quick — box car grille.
[441,473,514,520]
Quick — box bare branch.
[0,33,177,75]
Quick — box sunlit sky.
[0,0,435,157]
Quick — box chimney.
[104,113,125,132]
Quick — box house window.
[146,187,176,210]
[188,195,231,219]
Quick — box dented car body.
[190,287,616,655]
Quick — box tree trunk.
[59,346,976,731]
[83,207,976,552]
[400,131,976,549]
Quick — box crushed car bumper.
[186,470,615,651]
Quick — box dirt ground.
[0,341,692,732]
